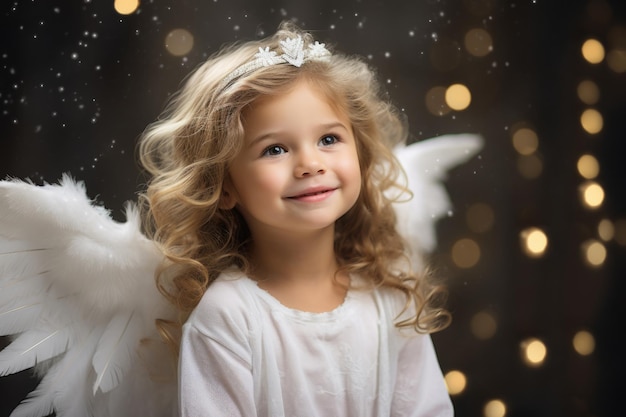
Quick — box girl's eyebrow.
[248,121,350,146]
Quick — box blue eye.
[262,145,286,157]
[320,135,338,146]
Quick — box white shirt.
[179,271,453,416]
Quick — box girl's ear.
[220,179,237,209]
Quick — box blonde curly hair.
[138,22,450,353]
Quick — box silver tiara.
[220,35,331,88]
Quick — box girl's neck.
[249,226,338,284]
[247,225,349,313]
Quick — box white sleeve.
[178,322,256,417]
[391,334,454,417]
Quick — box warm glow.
[451,238,481,268]
[607,48,626,73]
[464,28,493,57]
[573,330,595,356]
[165,28,194,56]
[466,203,495,233]
[581,38,605,64]
[598,219,615,241]
[521,338,547,367]
[471,311,498,340]
[520,227,548,257]
[577,80,600,105]
[582,239,607,267]
[114,0,140,15]
[580,108,603,134]
[577,154,599,179]
[484,399,507,417]
[517,155,543,179]
[445,84,472,111]
[425,86,452,116]
[512,128,539,155]
[580,181,605,209]
[444,370,467,395]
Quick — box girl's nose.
[294,149,326,177]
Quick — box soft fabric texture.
[179,270,453,417]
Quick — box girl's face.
[224,79,361,239]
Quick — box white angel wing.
[0,174,176,417]
[391,134,484,269]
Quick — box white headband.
[221,35,332,88]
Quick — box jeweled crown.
[220,35,331,88]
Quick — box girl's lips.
[286,187,337,202]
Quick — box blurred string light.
[451,238,481,268]
[573,330,596,356]
[470,311,497,340]
[445,83,472,111]
[607,48,626,72]
[581,38,605,64]
[598,219,614,241]
[520,338,547,367]
[511,126,542,179]
[579,181,605,209]
[577,80,600,105]
[580,108,604,134]
[464,28,493,57]
[520,227,548,258]
[444,370,467,395]
[114,0,140,15]
[165,29,194,56]
[581,239,607,267]
[425,86,452,116]
[483,399,507,417]
[577,154,600,179]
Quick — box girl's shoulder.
[185,269,258,334]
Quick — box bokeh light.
[466,203,495,233]
[598,219,615,241]
[484,399,507,417]
[445,84,472,111]
[165,28,194,56]
[517,154,543,179]
[573,330,596,356]
[114,0,140,15]
[581,239,607,267]
[512,127,539,155]
[521,338,547,367]
[425,86,452,116]
[607,48,626,73]
[581,38,605,64]
[520,227,548,258]
[580,108,603,134]
[464,28,493,57]
[577,80,600,105]
[444,370,467,395]
[451,238,481,268]
[579,181,605,209]
[576,154,600,179]
[471,311,498,340]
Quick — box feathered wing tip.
[0,175,177,417]
[391,134,484,268]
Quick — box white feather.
[392,134,484,265]
[0,175,175,416]
[92,311,144,394]
[0,327,72,376]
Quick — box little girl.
[138,22,453,416]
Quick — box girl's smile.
[224,79,362,237]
